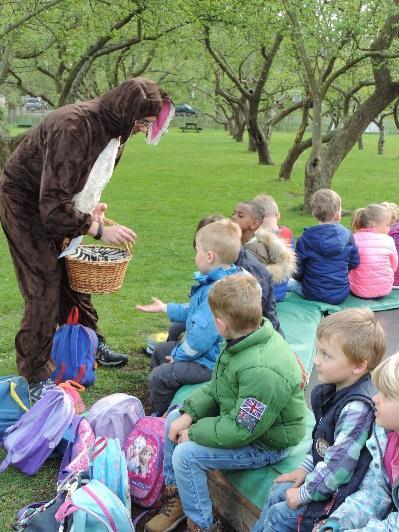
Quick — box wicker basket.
[65,218,133,294]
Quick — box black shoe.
[29,378,57,404]
[96,341,128,367]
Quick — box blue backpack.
[0,375,31,442]
[51,306,97,387]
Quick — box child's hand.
[168,413,192,443]
[286,487,302,510]
[274,467,307,487]
[177,429,190,443]
[136,297,167,313]
[165,356,173,364]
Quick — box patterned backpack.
[89,437,130,508]
[51,306,97,387]
[58,417,96,483]
[124,416,166,507]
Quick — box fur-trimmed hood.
[245,228,296,283]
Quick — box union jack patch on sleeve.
[235,397,267,432]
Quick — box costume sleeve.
[299,401,373,504]
[188,367,295,448]
[39,119,92,238]
[171,299,220,362]
[180,381,219,421]
[348,234,360,271]
[167,303,189,323]
[293,236,306,280]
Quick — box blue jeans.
[164,409,289,529]
[287,278,304,297]
[252,481,307,532]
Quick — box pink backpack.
[58,417,95,483]
[124,416,166,507]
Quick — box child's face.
[232,203,260,242]
[373,391,399,431]
[314,336,367,390]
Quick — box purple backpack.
[51,306,97,387]
[87,393,144,445]
[124,416,166,507]
[0,389,75,475]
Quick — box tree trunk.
[378,122,385,155]
[303,93,324,211]
[358,135,364,150]
[248,129,257,152]
[279,102,310,180]
[0,122,26,172]
[248,117,273,164]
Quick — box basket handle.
[104,218,133,253]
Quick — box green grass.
[1,129,399,528]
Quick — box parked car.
[25,96,46,112]
[175,103,199,115]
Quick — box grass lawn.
[0,128,399,527]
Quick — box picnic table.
[179,121,203,132]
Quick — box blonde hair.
[311,189,341,222]
[317,308,385,370]
[254,194,279,217]
[372,353,399,399]
[351,203,390,232]
[195,219,241,264]
[381,201,399,225]
[208,273,262,332]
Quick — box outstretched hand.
[136,297,167,313]
[102,224,136,245]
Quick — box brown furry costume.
[0,78,169,383]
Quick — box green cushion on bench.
[317,290,399,314]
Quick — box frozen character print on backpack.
[127,435,146,474]
[139,445,154,477]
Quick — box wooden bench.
[16,118,35,127]
[179,121,203,132]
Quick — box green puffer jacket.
[181,318,307,449]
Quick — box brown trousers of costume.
[0,195,101,383]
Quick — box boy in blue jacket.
[288,189,359,305]
[136,220,241,415]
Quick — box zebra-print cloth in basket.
[68,246,129,262]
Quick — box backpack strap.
[67,306,79,325]
[82,485,117,532]
[70,326,80,369]
[91,436,108,460]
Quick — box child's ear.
[251,218,262,231]
[207,250,215,263]
[353,360,368,375]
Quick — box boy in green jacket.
[145,274,307,532]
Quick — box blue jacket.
[294,224,360,305]
[321,425,399,531]
[167,265,239,369]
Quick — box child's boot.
[186,518,221,531]
[144,485,186,531]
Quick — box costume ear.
[146,100,175,145]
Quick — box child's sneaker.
[29,378,56,404]
[144,485,186,531]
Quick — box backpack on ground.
[51,306,97,387]
[124,416,166,507]
[87,393,144,445]
[13,471,86,531]
[0,375,31,442]
[0,388,75,475]
[58,416,96,483]
[55,479,135,531]
[89,436,130,508]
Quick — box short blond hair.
[195,220,241,264]
[254,194,279,217]
[317,308,385,370]
[311,189,341,222]
[372,353,399,399]
[381,201,399,225]
[208,274,262,332]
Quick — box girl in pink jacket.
[349,204,398,298]
[382,201,399,287]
